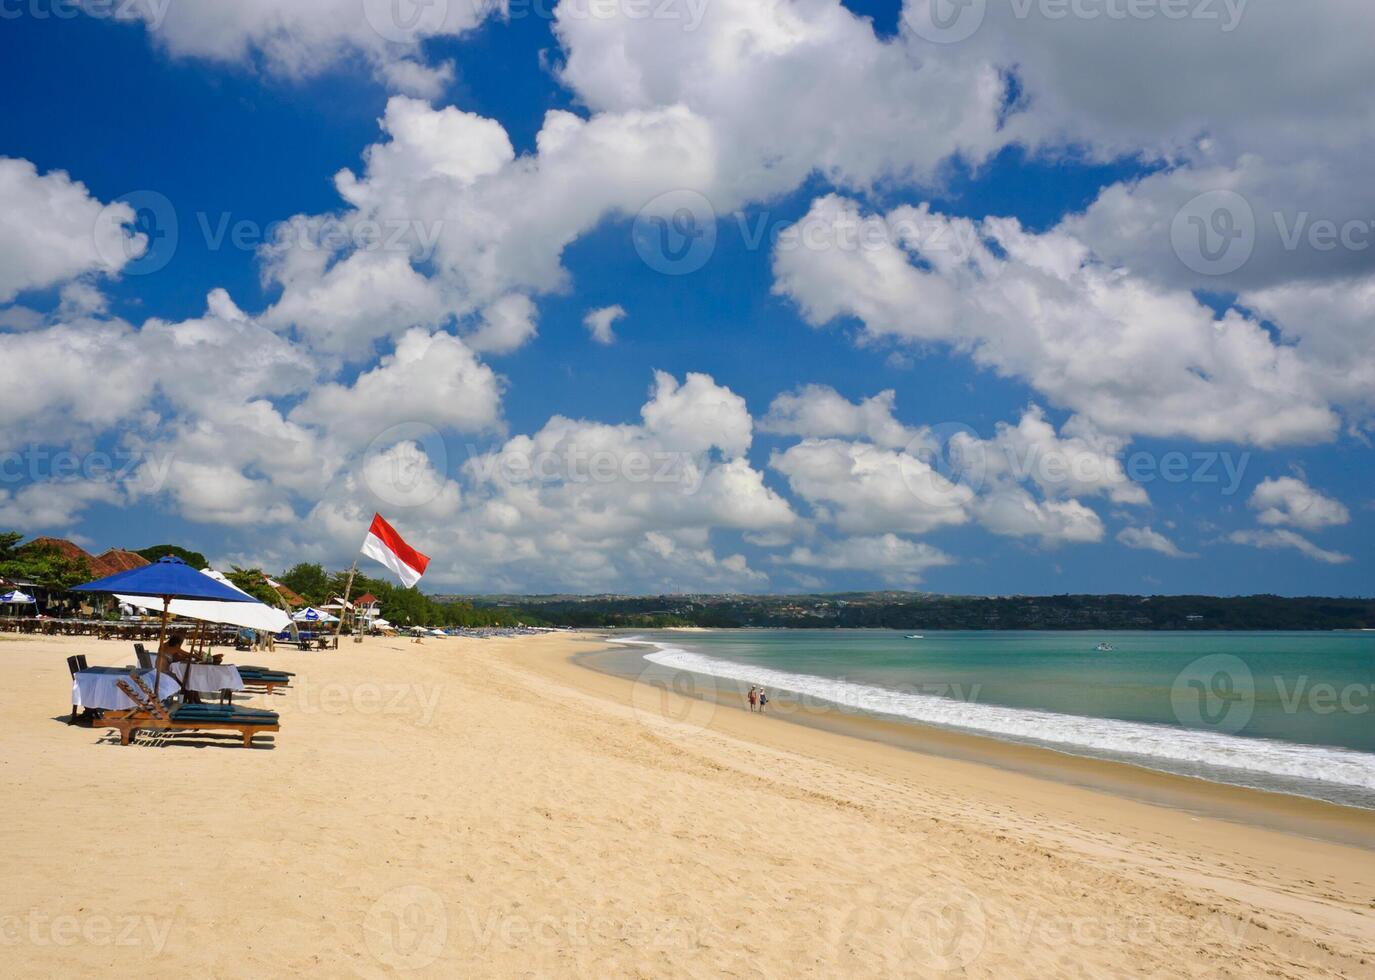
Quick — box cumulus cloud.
[105,0,498,92]
[466,294,539,354]
[771,438,972,536]
[0,158,142,303]
[1247,476,1351,531]
[760,386,920,450]
[290,328,503,449]
[583,304,625,345]
[773,196,1345,445]
[776,534,952,586]
[1117,526,1196,559]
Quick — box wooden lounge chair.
[66,654,90,724]
[105,674,279,747]
[233,666,294,694]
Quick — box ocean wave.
[631,639,1375,797]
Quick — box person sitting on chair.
[156,633,200,703]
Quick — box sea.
[601,629,1375,809]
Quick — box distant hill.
[433,592,1375,631]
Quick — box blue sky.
[0,1,1370,595]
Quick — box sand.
[1,631,1371,977]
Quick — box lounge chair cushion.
[170,705,279,724]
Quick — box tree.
[279,563,329,605]
[0,532,93,590]
[226,567,285,606]
[135,544,208,569]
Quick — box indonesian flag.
[361,513,430,588]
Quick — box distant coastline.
[448,592,1375,632]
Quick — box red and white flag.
[361,513,430,588]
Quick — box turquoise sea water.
[622,630,1375,808]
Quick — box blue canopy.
[70,555,256,602]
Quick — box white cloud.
[956,406,1148,506]
[108,0,498,92]
[770,438,972,535]
[583,304,625,345]
[0,480,126,532]
[773,195,1344,446]
[1228,529,1351,565]
[1117,526,1196,559]
[972,490,1105,547]
[300,370,796,592]
[0,158,141,303]
[466,294,539,355]
[776,534,952,586]
[290,328,503,449]
[760,385,920,450]
[1247,476,1350,531]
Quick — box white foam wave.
[635,641,1375,796]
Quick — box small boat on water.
[1095,641,1115,652]
[906,634,924,639]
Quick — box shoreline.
[565,635,1375,849]
[5,631,1373,976]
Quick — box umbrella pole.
[155,595,170,706]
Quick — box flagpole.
[335,560,358,645]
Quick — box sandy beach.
[2,630,1372,977]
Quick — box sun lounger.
[106,674,279,747]
[233,666,294,694]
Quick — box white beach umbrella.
[116,569,291,632]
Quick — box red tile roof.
[90,548,150,578]
[24,537,94,566]
[355,593,378,606]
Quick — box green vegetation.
[278,562,533,629]
[0,532,92,590]
[135,544,208,569]
[463,592,1375,631]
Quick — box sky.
[0,0,1371,596]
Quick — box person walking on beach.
[747,686,758,712]
[758,689,769,714]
